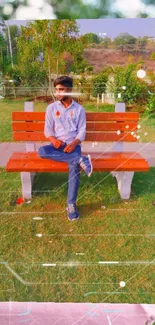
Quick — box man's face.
[55,84,72,101]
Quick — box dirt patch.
[84,48,155,73]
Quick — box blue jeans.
[38,142,81,205]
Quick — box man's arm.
[71,138,81,146]
[44,105,54,138]
[73,107,86,145]
[44,105,56,143]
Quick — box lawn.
[0,98,155,303]
[0,166,155,303]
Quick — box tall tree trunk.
[48,48,55,101]
[56,55,59,77]
[6,22,14,69]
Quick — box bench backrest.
[12,104,139,143]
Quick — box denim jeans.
[38,142,81,205]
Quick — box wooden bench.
[6,102,149,200]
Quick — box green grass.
[0,98,154,142]
[0,166,155,303]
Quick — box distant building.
[148,37,155,42]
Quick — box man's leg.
[67,146,81,205]
[38,143,82,205]
[38,142,81,165]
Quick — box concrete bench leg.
[113,171,134,199]
[20,172,36,200]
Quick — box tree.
[0,0,154,20]
[92,72,108,98]
[0,21,14,69]
[82,33,101,44]
[114,33,137,52]
[51,0,111,19]
[138,36,148,49]
[100,36,111,48]
[4,25,21,57]
[111,64,149,105]
[151,52,155,60]
[0,32,6,70]
[16,20,85,95]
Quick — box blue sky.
[3,18,155,39]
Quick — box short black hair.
[53,75,73,88]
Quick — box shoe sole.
[66,207,80,221]
[87,154,93,177]
[68,216,80,221]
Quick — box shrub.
[92,72,108,97]
[111,64,149,105]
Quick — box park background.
[0,18,155,305]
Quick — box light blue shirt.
[44,99,86,145]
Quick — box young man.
[38,75,93,221]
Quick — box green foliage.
[114,33,137,52]
[21,62,48,88]
[138,36,148,49]
[100,36,112,48]
[86,65,93,72]
[0,32,6,47]
[0,23,21,75]
[150,52,155,60]
[4,25,21,55]
[82,32,101,44]
[147,93,155,114]
[0,0,153,20]
[111,64,149,105]
[16,20,84,89]
[52,0,111,19]
[92,72,108,97]
[70,53,88,73]
[0,32,7,71]
[11,66,22,86]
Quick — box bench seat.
[5,102,150,200]
[6,151,149,173]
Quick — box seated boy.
[38,75,93,221]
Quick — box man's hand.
[49,137,64,149]
[63,143,76,153]
[53,139,65,149]
[63,139,81,153]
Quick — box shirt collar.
[58,98,74,110]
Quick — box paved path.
[0,142,155,167]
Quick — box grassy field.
[0,166,155,303]
[0,98,155,142]
[0,98,155,303]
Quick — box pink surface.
[0,302,155,325]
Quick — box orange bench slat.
[12,112,45,121]
[12,121,138,132]
[6,160,149,173]
[86,112,139,121]
[12,111,139,122]
[9,151,146,161]
[13,131,137,142]
[6,151,149,173]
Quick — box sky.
[2,18,155,39]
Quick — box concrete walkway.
[0,142,155,167]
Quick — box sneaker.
[79,154,93,177]
[67,203,80,221]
